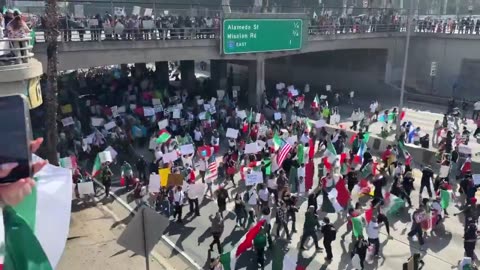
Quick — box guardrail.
[0,37,34,65]
[32,24,407,43]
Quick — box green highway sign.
[222,18,303,54]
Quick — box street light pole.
[396,0,413,138]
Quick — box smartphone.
[0,95,32,183]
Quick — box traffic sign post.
[430,61,437,93]
[222,18,303,54]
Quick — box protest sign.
[286,136,298,146]
[111,106,119,117]
[258,125,268,136]
[245,143,260,154]
[274,112,282,120]
[167,174,183,186]
[148,137,157,150]
[210,97,217,105]
[257,140,266,149]
[78,182,94,196]
[152,98,161,105]
[74,4,84,18]
[61,104,73,114]
[204,104,211,111]
[320,95,327,100]
[144,8,152,16]
[290,89,299,96]
[91,117,104,127]
[276,83,282,90]
[188,183,205,198]
[99,151,113,163]
[104,121,116,131]
[159,168,169,187]
[198,112,207,120]
[162,151,178,163]
[173,109,181,119]
[473,174,480,185]
[104,146,118,160]
[157,119,168,130]
[255,113,262,123]
[232,89,238,98]
[61,117,74,127]
[246,171,263,186]
[132,5,140,15]
[143,107,155,117]
[154,105,163,113]
[217,90,225,99]
[226,128,239,139]
[439,165,449,178]
[180,144,195,155]
[197,99,204,105]
[148,174,160,191]
[326,85,331,91]
[175,103,183,109]
[88,19,99,26]
[315,119,326,128]
[209,106,216,114]
[287,85,294,92]
[236,110,247,119]
[117,106,126,113]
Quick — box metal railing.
[0,37,34,65]
[33,27,219,42]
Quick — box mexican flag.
[312,94,320,108]
[383,192,405,217]
[91,154,102,178]
[325,140,337,162]
[59,156,77,169]
[156,130,172,144]
[1,160,72,269]
[273,131,282,151]
[220,220,266,270]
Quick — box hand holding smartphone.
[0,95,33,183]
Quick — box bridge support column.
[134,63,147,78]
[210,60,228,91]
[180,60,196,91]
[384,49,394,84]
[155,61,169,89]
[248,57,265,110]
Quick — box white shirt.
[394,165,404,176]
[474,101,480,111]
[174,191,184,203]
[366,222,379,239]
[260,214,271,225]
[297,166,306,178]
[194,130,202,141]
[247,190,258,205]
[197,159,207,171]
[258,188,269,202]
[267,178,277,190]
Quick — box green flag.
[351,216,364,238]
[273,132,282,151]
[440,189,451,209]
[297,144,305,164]
[362,132,370,144]
[156,132,171,144]
[264,159,272,175]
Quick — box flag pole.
[142,207,150,270]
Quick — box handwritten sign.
[61,117,75,127]
[226,128,239,139]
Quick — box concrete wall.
[0,59,43,97]
[265,49,389,92]
[405,34,480,100]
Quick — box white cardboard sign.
[104,121,116,131]
[236,110,247,119]
[162,151,178,163]
[245,143,260,154]
[61,117,75,127]
[99,151,113,163]
[158,119,168,129]
[180,144,195,155]
[274,112,282,120]
[104,146,118,160]
[78,181,94,196]
[226,128,239,139]
[91,117,104,127]
[143,107,155,117]
[246,171,263,186]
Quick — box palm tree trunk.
[44,0,59,165]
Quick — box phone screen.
[0,95,31,183]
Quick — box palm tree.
[44,0,59,165]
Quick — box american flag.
[207,159,218,179]
[277,140,293,168]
